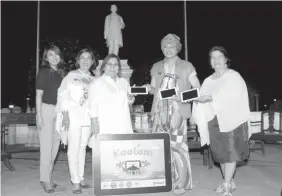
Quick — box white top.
[55,70,94,144]
[193,69,251,146]
[56,70,94,113]
[88,75,134,134]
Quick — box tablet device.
[92,133,172,195]
[180,88,200,102]
[130,87,148,95]
[159,88,177,100]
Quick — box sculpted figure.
[104,4,125,56]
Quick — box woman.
[144,34,201,195]
[88,54,134,137]
[56,48,96,194]
[36,45,65,194]
[193,46,250,196]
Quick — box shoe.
[72,189,82,194]
[52,183,59,189]
[80,184,92,189]
[80,180,92,189]
[72,183,82,194]
[40,182,55,194]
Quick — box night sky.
[1,1,282,109]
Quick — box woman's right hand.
[143,84,153,94]
[62,111,70,131]
[194,95,213,103]
[36,114,44,131]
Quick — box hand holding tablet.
[159,88,177,100]
[180,88,200,103]
[130,86,148,95]
[195,95,213,103]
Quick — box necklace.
[78,69,90,75]
[77,69,92,82]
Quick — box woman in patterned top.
[144,34,201,195]
[56,48,96,194]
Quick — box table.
[1,113,37,171]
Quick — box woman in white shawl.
[56,48,96,194]
[193,46,250,196]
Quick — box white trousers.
[67,107,91,184]
[67,126,91,183]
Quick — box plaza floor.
[1,144,282,196]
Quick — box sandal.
[214,180,236,193]
[214,183,225,193]
[230,179,236,192]
[72,183,82,194]
[173,188,186,195]
[80,180,92,189]
[40,182,55,194]
[222,182,233,196]
[52,183,59,189]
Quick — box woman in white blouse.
[56,48,96,194]
[193,46,250,196]
[88,54,134,138]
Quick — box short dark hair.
[209,46,231,67]
[100,54,122,77]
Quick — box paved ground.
[1,144,282,196]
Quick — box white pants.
[67,126,91,183]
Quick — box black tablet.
[92,133,172,195]
[181,88,200,102]
[159,88,177,100]
[130,87,148,95]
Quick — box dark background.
[1,1,282,110]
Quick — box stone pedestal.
[93,59,133,83]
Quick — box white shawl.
[55,71,94,145]
[193,69,251,146]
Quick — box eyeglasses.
[80,57,92,60]
[107,63,119,67]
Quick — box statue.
[104,4,125,56]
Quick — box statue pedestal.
[94,59,133,83]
